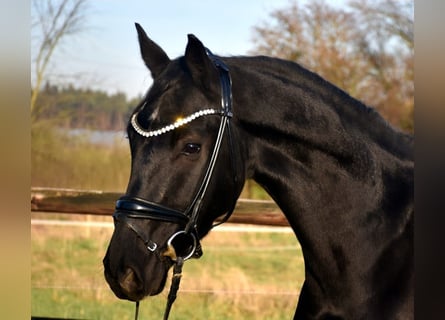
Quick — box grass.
[31,213,304,319]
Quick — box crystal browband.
[131,108,221,138]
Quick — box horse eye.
[182,143,201,155]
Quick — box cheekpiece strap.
[205,48,233,118]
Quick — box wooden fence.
[31,187,290,226]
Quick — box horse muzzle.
[103,196,204,301]
[103,241,170,301]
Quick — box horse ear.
[135,23,170,78]
[185,34,219,94]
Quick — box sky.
[33,0,347,100]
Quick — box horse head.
[103,23,245,302]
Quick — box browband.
[131,108,220,138]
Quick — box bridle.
[113,48,237,320]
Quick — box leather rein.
[113,48,236,320]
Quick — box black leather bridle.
[113,48,237,320]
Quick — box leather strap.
[115,197,189,224]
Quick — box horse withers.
[103,23,413,319]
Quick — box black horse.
[104,23,413,319]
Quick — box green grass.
[31,215,304,319]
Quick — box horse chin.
[103,248,170,301]
[104,265,169,301]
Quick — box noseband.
[113,48,236,320]
[113,197,199,258]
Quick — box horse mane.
[226,55,413,161]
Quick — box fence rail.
[31,187,289,226]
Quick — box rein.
[114,48,236,320]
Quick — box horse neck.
[230,56,413,161]
[230,56,413,284]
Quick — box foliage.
[32,82,140,130]
[251,0,414,132]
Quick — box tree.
[251,0,413,132]
[349,0,413,130]
[31,0,89,119]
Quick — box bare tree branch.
[31,0,89,117]
[250,0,413,131]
